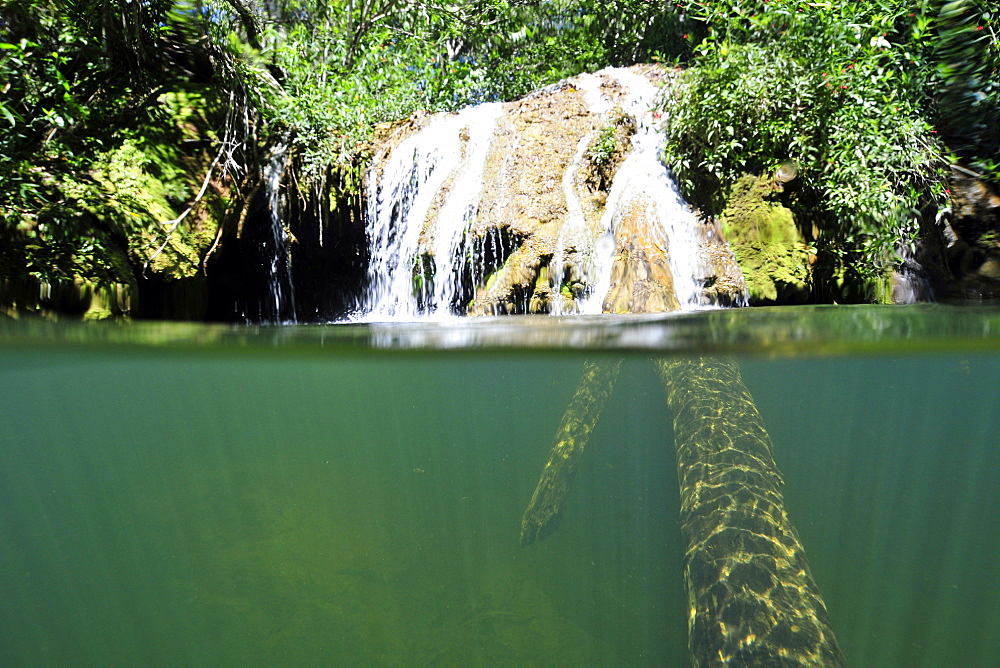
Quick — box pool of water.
[2,305,999,665]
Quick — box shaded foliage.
[0,0,275,297]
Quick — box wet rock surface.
[362,65,748,319]
[940,167,1000,299]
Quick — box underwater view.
[2,306,999,666]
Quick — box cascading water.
[425,105,505,312]
[355,66,743,321]
[891,238,934,303]
[359,103,503,320]
[579,67,720,313]
[549,72,610,315]
[261,141,296,323]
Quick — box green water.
[2,306,999,666]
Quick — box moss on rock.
[719,174,813,304]
[1,86,230,319]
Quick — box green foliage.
[588,122,620,167]
[1,0,689,310]
[15,0,994,308]
[264,0,690,191]
[472,1,688,94]
[663,0,998,290]
[933,0,1000,165]
[0,0,277,289]
[584,109,635,190]
[662,43,821,207]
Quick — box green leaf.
[0,102,18,126]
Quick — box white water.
[551,73,609,315]
[263,141,296,322]
[579,67,707,313]
[357,67,724,321]
[426,103,505,312]
[892,239,934,303]
[359,103,503,320]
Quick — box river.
[1,306,998,665]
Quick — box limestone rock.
[602,200,680,314]
[363,65,748,317]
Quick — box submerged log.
[507,63,839,667]
[656,356,845,666]
[521,202,682,537]
[520,358,621,545]
[520,320,844,665]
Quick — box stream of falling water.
[891,238,934,303]
[579,67,708,313]
[550,72,609,316]
[263,141,296,323]
[360,104,503,320]
[356,68,721,321]
[425,104,506,312]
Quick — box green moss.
[94,139,178,224]
[1,81,231,319]
[720,174,813,304]
[484,269,498,293]
[80,133,220,282]
[529,265,551,313]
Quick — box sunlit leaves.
[662,0,997,286]
[264,0,686,190]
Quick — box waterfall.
[425,104,506,312]
[549,72,614,315]
[261,141,296,323]
[353,66,740,321]
[891,240,934,303]
[358,103,504,320]
[579,67,708,313]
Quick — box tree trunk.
[519,357,621,545]
[656,356,845,666]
